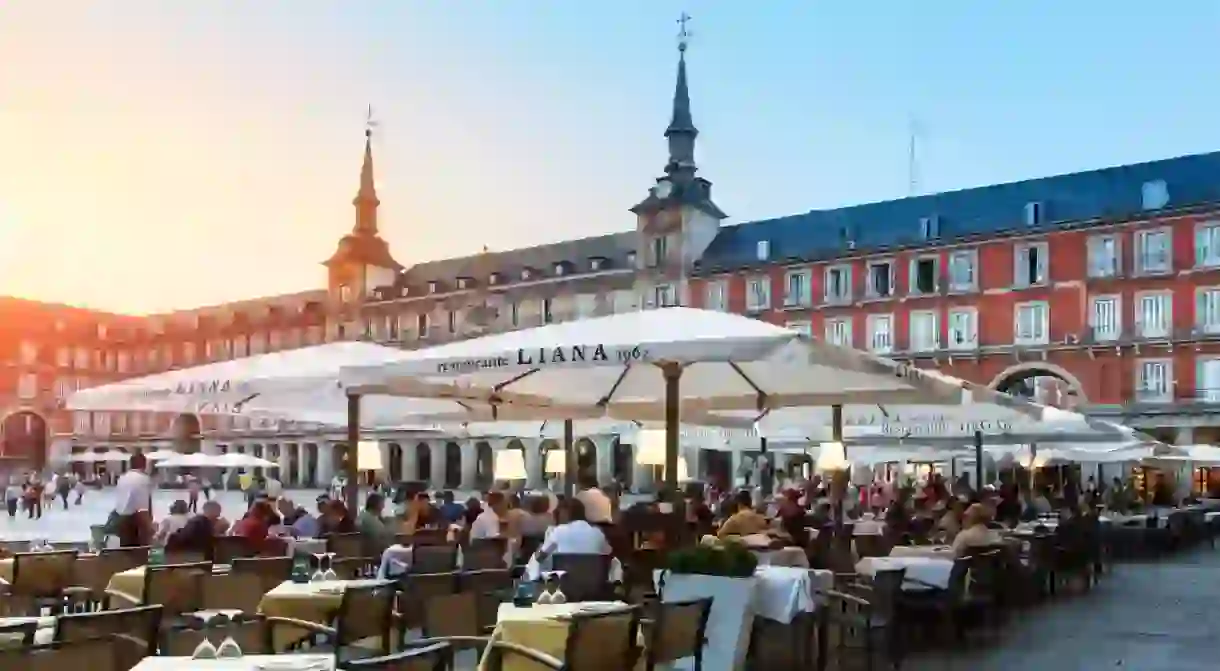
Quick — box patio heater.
[815,405,849,536]
[345,393,361,514]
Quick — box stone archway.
[612,438,633,488]
[1,411,48,470]
[444,442,462,489]
[171,413,201,454]
[574,438,597,485]
[537,439,559,483]
[414,443,431,484]
[989,362,1087,407]
[475,441,494,491]
[387,443,403,481]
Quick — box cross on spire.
[677,11,692,52]
[365,104,378,139]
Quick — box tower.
[324,111,402,302]
[630,14,726,308]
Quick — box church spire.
[352,106,380,235]
[664,12,698,181]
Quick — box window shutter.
[1014,248,1027,286]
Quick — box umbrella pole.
[831,404,846,537]
[345,393,361,515]
[974,430,984,491]
[759,437,772,499]
[563,419,576,497]
[663,363,682,520]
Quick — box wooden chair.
[3,550,89,615]
[642,597,712,671]
[339,642,452,671]
[1,634,150,671]
[552,554,614,602]
[160,615,273,656]
[201,570,266,613]
[211,536,258,564]
[411,545,459,573]
[562,606,642,671]
[231,556,293,593]
[264,581,398,661]
[54,604,163,647]
[463,538,507,570]
[327,532,367,559]
[460,568,513,632]
[396,572,459,632]
[128,562,209,623]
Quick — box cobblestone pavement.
[907,547,1220,671]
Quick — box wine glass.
[550,571,568,604]
[214,610,244,658]
[310,553,326,582]
[322,552,338,581]
[190,612,219,659]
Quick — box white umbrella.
[212,453,278,469]
[143,448,180,461]
[69,452,102,463]
[98,450,132,463]
[156,453,216,468]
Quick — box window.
[489,272,500,285]
[825,318,852,347]
[55,347,69,367]
[1196,222,1220,268]
[386,315,399,341]
[784,271,811,307]
[650,236,668,267]
[947,308,977,350]
[1199,358,1220,402]
[589,258,603,271]
[653,285,677,308]
[1197,288,1220,334]
[338,284,352,302]
[17,373,37,399]
[1024,201,1043,226]
[867,315,894,353]
[909,257,939,295]
[542,298,554,323]
[1014,242,1048,288]
[1135,229,1171,275]
[919,216,940,240]
[865,261,895,298]
[625,252,636,267]
[703,281,727,311]
[785,321,811,336]
[1087,235,1120,278]
[18,341,37,365]
[947,250,977,291]
[1089,296,1120,342]
[756,240,770,261]
[1136,359,1172,402]
[824,265,852,304]
[509,302,520,327]
[746,277,771,312]
[1142,179,1169,210]
[417,313,431,338]
[553,264,565,277]
[1136,292,1172,338]
[909,310,939,352]
[182,342,196,364]
[74,412,91,435]
[1014,302,1049,345]
[447,310,458,334]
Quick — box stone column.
[429,441,447,489]
[630,443,655,493]
[523,439,545,490]
[200,439,220,455]
[277,443,291,485]
[592,435,617,486]
[317,442,335,484]
[401,442,418,482]
[460,439,479,490]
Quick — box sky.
[2,2,1219,314]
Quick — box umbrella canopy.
[69,451,103,463]
[98,450,132,462]
[341,308,1014,421]
[1142,444,1220,467]
[142,448,180,461]
[155,453,215,468]
[212,453,278,469]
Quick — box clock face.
[653,180,672,199]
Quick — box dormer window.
[456,277,472,290]
[553,263,566,276]
[589,256,606,271]
[97,324,108,340]
[1142,179,1169,210]
[1024,201,1043,226]
[626,251,637,267]
[521,267,535,281]
[489,272,500,285]
[399,285,410,298]
[427,281,438,294]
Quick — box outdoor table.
[889,545,954,559]
[128,654,334,671]
[106,563,231,603]
[752,565,828,623]
[856,556,953,590]
[755,546,809,568]
[257,578,387,651]
[0,553,99,585]
[479,602,643,671]
[0,615,54,650]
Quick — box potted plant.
[656,538,760,671]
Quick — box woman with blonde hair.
[950,503,1003,557]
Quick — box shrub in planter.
[664,539,758,578]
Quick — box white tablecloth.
[376,544,468,579]
[129,654,334,671]
[751,565,829,624]
[0,616,54,647]
[754,547,810,568]
[286,538,327,557]
[856,556,954,590]
[888,545,954,560]
[525,553,623,583]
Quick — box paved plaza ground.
[4,488,1218,669]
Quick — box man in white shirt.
[113,453,154,547]
[536,498,611,561]
[574,475,613,524]
[470,491,507,540]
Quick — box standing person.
[55,472,72,510]
[4,478,20,518]
[25,476,43,519]
[186,476,201,513]
[200,476,212,501]
[113,453,154,548]
[73,473,86,505]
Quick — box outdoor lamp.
[356,440,383,472]
[544,448,566,474]
[493,449,528,481]
[815,441,850,473]
[634,429,667,466]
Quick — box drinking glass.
[214,610,244,658]
[190,612,219,659]
[550,571,568,604]
[322,552,338,581]
[310,553,326,582]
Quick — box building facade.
[4,43,1220,489]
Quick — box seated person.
[154,499,191,546]
[535,498,612,563]
[318,500,357,536]
[950,503,1004,558]
[717,490,771,539]
[230,501,288,555]
[167,500,225,560]
[357,492,395,550]
[471,491,507,540]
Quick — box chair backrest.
[421,591,480,638]
[160,616,271,657]
[142,562,210,614]
[12,550,79,597]
[515,535,545,565]
[867,568,906,619]
[552,554,612,602]
[211,536,257,564]
[396,572,459,630]
[230,556,293,591]
[412,528,451,546]
[201,570,266,613]
[327,532,367,558]
[340,642,452,671]
[336,582,398,654]
[54,605,163,647]
[95,547,150,592]
[464,538,507,570]
[2,634,148,671]
[411,545,458,573]
[563,606,641,671]
[645,597,712,668]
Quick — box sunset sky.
[2,2,1219,314]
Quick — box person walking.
[112,453,153,548]
[56,472,72,510]
[4,478,20,518]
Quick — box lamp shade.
[494,449,528,480]
[815,441,849,472]
[544,449,566,474]
[357,441,383,471]
[672,456,690,482]
[634,429,667,466]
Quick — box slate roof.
[697,150,1220,273]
